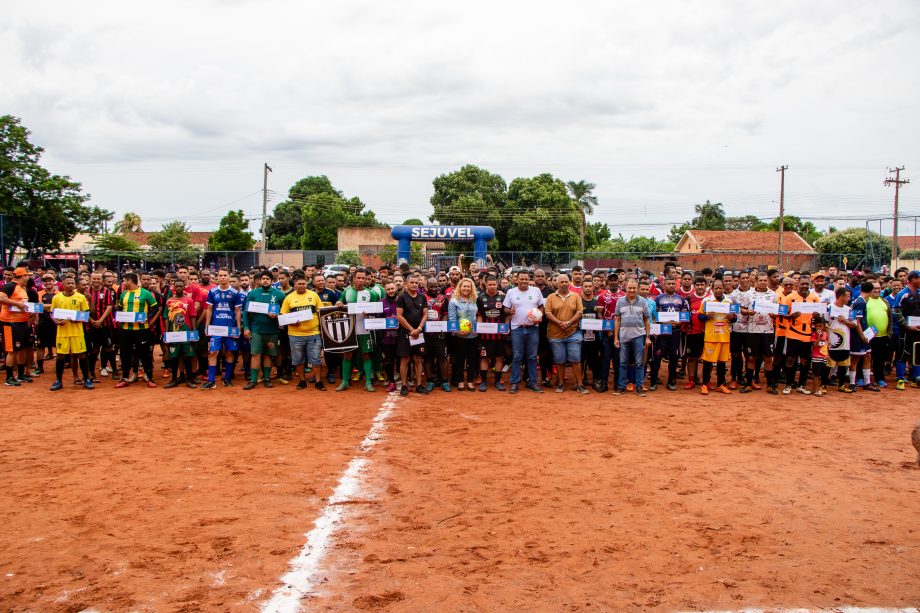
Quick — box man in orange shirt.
[780,277,821,394]
[0,267,34,386]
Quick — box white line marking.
[261,393,401,613]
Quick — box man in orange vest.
[780,276,821,395]
[0,267,35,386]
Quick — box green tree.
[430,165,508,248]
[264,175,340,249]
[814,227,891,268]
[692,200,727,230]
[504,174,580,264]
[113,211,143,233]
[91,232,140,254]
[900,248,920,261]
[302,193,386,250]
[667,222,692,243]
[726,215,766,231]
[760,215,822,246]
[335,250,361,265]
[402,217,425,226]
[597,234,674,254]
[208,209,254,251]
[585,221,611,250]
[565,179,599,254]
[379,242,424,266]
[0,115,113,265]
[147,220,197,261]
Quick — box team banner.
[319,305,359,353]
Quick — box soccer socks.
[701,362,713,386]
[862,368,872,385]
[716,362,727,387]
[362,359,373,384]
[785,362,797,385]
[896,361,906,379]
[262,366,272,382]
[494,369,503,384]
[798,363,809,388]
[55,357,67,380]
[223,360,234,382]
[207,365,217,383]
[745,368,754,386]
[17,364,25,378]
[250,367,259,383]
[848,370,857,385]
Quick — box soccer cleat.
[716,385,732,394]
[577,385,590,395]
[114,379,130,389]
[796,386,811,395]
[315,381,326,391]
[365,380,375,392]
[400,385,410,396]
[243,380,258,390]
[667,382,677,391]
[386,382,396,392]
[199,381,216,390]
[165,379,181,389]
[277,377,289,385]
[479,381,487,392]
[263,379,273,389]
[5,377,21,387]
[782,385,793,395]
[222,379,232,387]
[18,374,33,383]
[352,371,361,382]
[416,385,429,395]
[877,380,888,388]
[100,367,110,377]
[84,379,94,390]
[335,381,349,392]
[296,380,308,390]
[49,379,63,391]
[700,385,709,395]
[683,380,696,390]
[555,384,564,393]
[740,385,752,394]
[896,379,906,390]
[767,386,779,395]
[526,383,544,394]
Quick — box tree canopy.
[0,115,113,265]
[90,232,141,255]
[814,227,890,268]
[430,164,508,249]
[113,212,143,234]
[505,173,581,262]
[209,209,254,251]
[264,175,341,249]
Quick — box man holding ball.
[503,270,545,394]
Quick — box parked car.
[321,264,351,277]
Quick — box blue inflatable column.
[473,238,488,266]
[397,239,411,265]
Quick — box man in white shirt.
[502,270,545,394]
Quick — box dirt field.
[2,380,919,612]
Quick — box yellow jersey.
[51,291,89,338]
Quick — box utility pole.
[261,163,272,264]
[776,165,788,272]
[885,166,909,266]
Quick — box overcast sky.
[3,0,920,239]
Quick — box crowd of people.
[1,259,919,397]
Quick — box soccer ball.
[527,307,543,323]
[459,319,473,333]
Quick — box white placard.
[657,311,680,323]
[649,323,664,335]
[115,310,142,323]
[164,331,190,343]
[409,333,425,346]
[11,302,43,313]
[347,302,383,314]
[791,301,827,314]
[829,305,851,320]
[246,301,270,314]
[863,326,877,342]
[753,301,780,315]
[425,320,448,333]
[908,316,920,327]
[362,317,390,330]
[580,318,603,331]
[207,325,231,337]
[278,310,313,326]
[51,308,78,321]
[703,301,731,314]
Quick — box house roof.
[682,230,814,252]
[891,236,920,252]
[122,231,213,247]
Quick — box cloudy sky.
[3,0,919,238]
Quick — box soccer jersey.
[242,286,286,334]
[700,296,732,343]
[476,291,505,341]
[206,286,243,327]
[747,289,777,334]
[165,294,196,333]
[280,290,321,336]
[850,296,870,352]
[342,285,384,335]
[828,307,851,352]
[0,283,30,323]
[729,288,753,332]
[597,288,624,321]
[315,288,340,307]
[581,296,600,342]
[117,288,157,330]
[686,291,709,335]
[89,287,116,329]
[51,291,89,338]
[781,291,820,342]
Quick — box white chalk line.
[260,392,401,613]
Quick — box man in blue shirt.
[201,268,243,389]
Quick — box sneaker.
[31,368,42,377]
[5,377,21,387]
[352,371,360,382]
[74,378,82,386]
[441,382,452,392]
[877,380,888,388]
[635,388,646,397]
[146,378,157,388]
[315,381,326,391]
[667,382,677,391]
[740,385,752,394]
[49,379,63,391]
[816,386,827,396]
[400,385,410,397]
[555,384,564,393]
[612,388,624,396]
[335,381,350,392]
[716,385,731,394]
[848,383,858,393]
[127,373,138,384]
[700,385,709,395]
[796,386,812,395]
[243,380,258,390]
[18,374,34,383]
[525,383,544,394]
[728,380,739,390]
[683,380,696,390]
[782,385,793,395]
[649,383,657,392]
[199,381,216,390]
[100,367,110,377]
[416,385,429,395]
[767,386,779,395]
[509,384,519,394]
[626,383,635,392]
[84,379,94,390]
[494,382,506,392]
[838,383,852,393]
[377,372,386,382]
[896,379,906,390]
[114,379,130,389]
[479,381,488,392]
[540,378,553,388]
[296,380,308,390]
[365,381,375,392]
[165,379,181,389]
[263,379,274,389]
[863,384,881,392]
[576,385,590,395]
[327,373,336,384]
[466,383,476,392]
[386,382,396,392]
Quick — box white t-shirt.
[502,286,546,329]
[817,288,835,304]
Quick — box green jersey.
[241,286,287,334]
[342,284,384,335]
[116,288,157,330]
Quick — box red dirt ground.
[2,380,919,612]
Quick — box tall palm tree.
[566,180,598,253]
[113,212,143,234]
[692,200,726,230]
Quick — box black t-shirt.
[396,290,427,329]
[476,292,505,322]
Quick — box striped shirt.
[116,288,157,330]
[89,287,116,329]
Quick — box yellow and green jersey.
[117,288,157,330]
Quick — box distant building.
[673,230,816,272]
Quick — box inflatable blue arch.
[391,225,495,265]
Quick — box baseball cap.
[908,270,920,281]
[12,267,28,277]
[449,266,461,273]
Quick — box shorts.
[380,342,397,364]
[396,331,425,357]
[208,335,240,353]
[88,327,114,351]
[2,322,33,352]
[56,335,87,355]
[290,335,322,366]
[702,341,730,363]
[549,331,583,364]
[785,338,812,361]
[425,333,448,360]
[730,332,746,355]
[357,333,375,355]
[745,333,775,358]
[828,350,850,367]
[685,333,704,359]
[480,338,508,359]
[250,332,279,357]
[167,342,196,359]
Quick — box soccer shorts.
[208,335,239,353]
[785,338,812,361]
[357,333,375,355]
[3,322,33,352]
[685,333,704,359]
[479,338,507,359]
[702,341,730,363]
[167,342,196,359]
[250,332,279,356]
[745,333,775,358]
[396,331,425,357]
[828,349,850,368]
[56,335,87,355]
[425,332,448,360]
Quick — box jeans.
[510,326,539,385]
[617,335,646,390]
